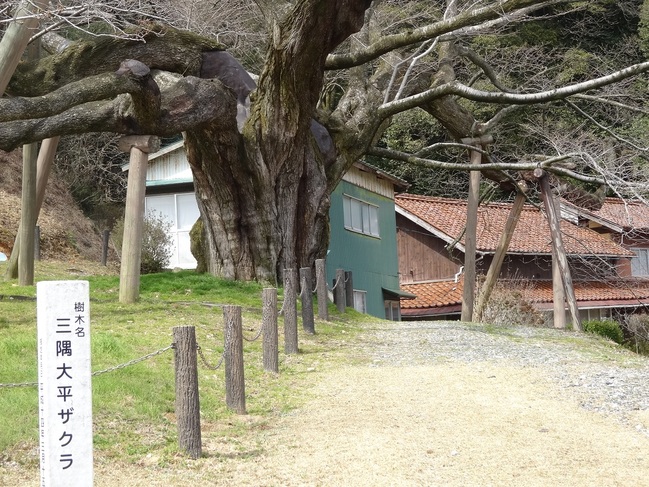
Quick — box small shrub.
[623,314,649,354]
[112,211,173,274]
[479,281,546,327]
[583,319,624,344]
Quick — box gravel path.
[6,320,649,486]
[362,321,649,430]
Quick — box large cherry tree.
[2,0,649,283]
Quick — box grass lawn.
[0,260,368,466]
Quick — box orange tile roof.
[564,197,649,231]
[400,278,649,315]
[396,194,633,257]
[401,278,464,310]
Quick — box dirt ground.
[5,337,649,487]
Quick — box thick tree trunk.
[183,1,370,283]
[185,124,331,283]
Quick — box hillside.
[0,149,111,262]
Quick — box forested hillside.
[370,1,649,200]
[0,149,107,261]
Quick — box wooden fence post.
[334,269,346,313]
[283,268,299,354]
[173,326,202,459]
[224,305,246,414]
[315,259,329,321]
[300,267,315,334]
[262,288,279,373]
[101,229,110,266]
[344,271,354,309]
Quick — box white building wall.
[145,193,200,269]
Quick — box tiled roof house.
[395,194,649,322]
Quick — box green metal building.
[326,162,412,320]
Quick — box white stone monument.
[37,281,93,486]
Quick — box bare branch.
[378,60,649,121]
[0,60,156,122]
[326,0,573,70]
[0,75,236,151]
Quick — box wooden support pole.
[552,248,567,329]
[118,136,157,304]
[550,187,567,329]
[334,268,346,313]
[173,325,202,459]
[315,259,329,321]
[16,38,41,286]
[0,0,48,96]
[344,271,354,309]
[224,305,246,414]
[33,225,40,261]
[473,190,526,322]
[538,172,581,331]
[18,141,37,286]
[283,268,299,354]
[5,136,60,280]
[262,288,279,373]
[461,148,482,321]
[300,267,315,334]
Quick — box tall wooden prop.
[17,39,41,286]
[118,136,158,304]
[18,141,37,285]
[5,137,60,280]
[552,246,567,329]
[461,148,482,321]
[538,171,581,331]
[0,0,48,95]
[473,188,526,322]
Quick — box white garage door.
[145,193,200,269]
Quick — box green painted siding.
[327,180,401,319]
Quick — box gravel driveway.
[7,320,649,486]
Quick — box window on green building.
[343,195,379,237]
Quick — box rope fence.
[1,260,351,458]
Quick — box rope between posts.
[243,323,264,342]
[329,274,342,292]
[197,345,224,370]
[0,345,175,389]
